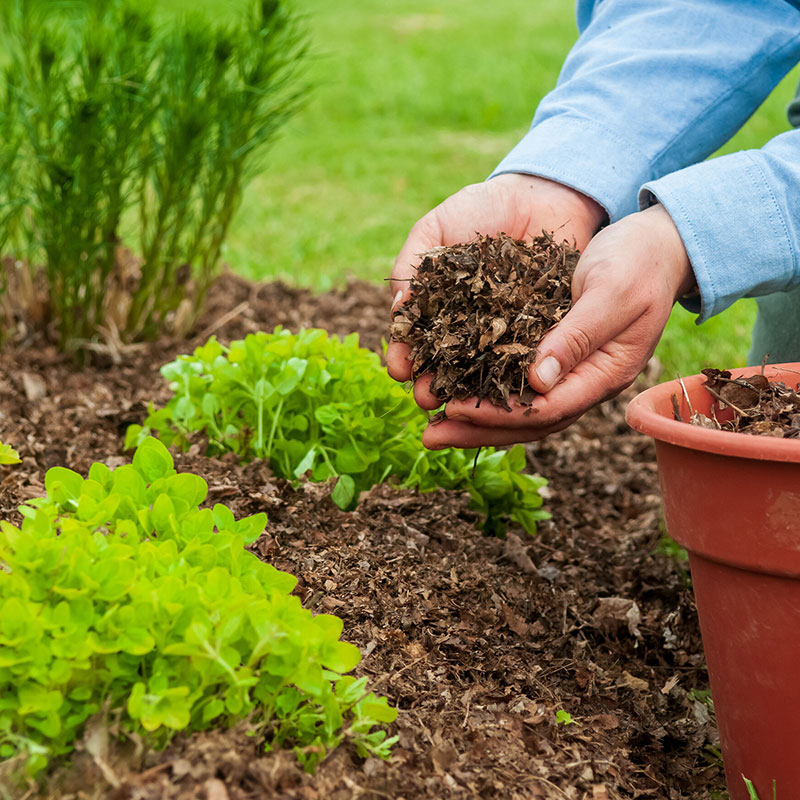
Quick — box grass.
[63,2,800,373]
[743,776,777,800]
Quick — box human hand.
[421,203,694,449]
[386,174,607,389]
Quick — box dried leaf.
[691,369,800,438]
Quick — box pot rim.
[625,362,800,463]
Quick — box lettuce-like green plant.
[127,328,550,535]
[0,438,396,779]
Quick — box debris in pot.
[390,232,579,410]
[680,368,800,437]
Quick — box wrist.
[640,203,695,298]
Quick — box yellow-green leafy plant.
[0,438,396,780]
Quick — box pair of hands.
[386,174,695,449]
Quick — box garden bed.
[0,274,723,799]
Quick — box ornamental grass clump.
[0,0,306,348]
[0,438,396,780]
[127,328,550,535]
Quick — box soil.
[0,271,724,800]
[684,368,800,438]
[391,233,578,410]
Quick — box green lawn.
[171,0,797,378]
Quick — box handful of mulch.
[681,368,800,437]
[390,232,579,410]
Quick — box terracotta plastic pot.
[626,363,800,800]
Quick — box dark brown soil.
[391,233,578,410]
[0,272,723,800]
[686,368,800,438]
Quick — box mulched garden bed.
[0,272,723,799]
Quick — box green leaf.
[0,442,21,465]
[234,513,267,545]
[132,437,174,483]
[330,474,356,510]
[166,473,208,508]
[45,467,83,508]
[293,445,317,478]
[213,503,236,532]
[334,445,368,474]
[356,694,398,724]
[322,641,361,674]
[151,494,176,536]
[87,462,112,487]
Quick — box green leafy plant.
[0,437,396,779]
[0,0,306,347]
[127,328,550,535]
[0,442,21,465]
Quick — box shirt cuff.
[489,114,653,223]
[640,152,797,323]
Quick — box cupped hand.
[386,174,607,389]
[422,203,695,449]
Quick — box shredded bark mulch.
[0,273,723,800]
[391,233,579,410]
[683,368,800,437]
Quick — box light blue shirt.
[490,0,800,322]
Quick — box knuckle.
[562,326,595,365]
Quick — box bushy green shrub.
[127,328,550,535]
[0,438,396,779]
[0,0,306,346]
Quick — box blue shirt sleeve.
[641,131,800,322]
[490,0,800,224]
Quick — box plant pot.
[626,363,800,800]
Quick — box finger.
[528,282,641,394]
[443,394,538,428]
[413,373,442,411]
[386,340,413,382]
[526,342,640,423]
[421,415,580,450]
[442,336,643,430]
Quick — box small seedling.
[0,441,21,465]
[555,709,576,725]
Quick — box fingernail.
[535,356,561,391]
[392,290,403,310]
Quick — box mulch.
[0,272,723,800]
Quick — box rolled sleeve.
[491,115,651,223]
[641,130,800,322]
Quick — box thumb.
[528,284,631,393]
[390,215,442,302]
